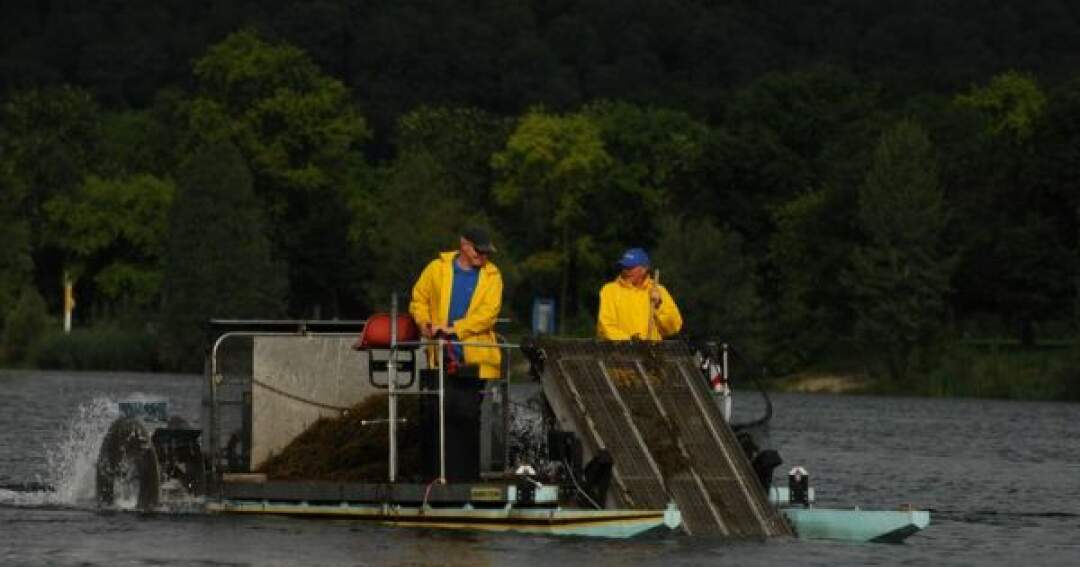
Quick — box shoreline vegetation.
[772,340,1080,401]
[3,325,1077,403]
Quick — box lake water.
[1,370,1077,566]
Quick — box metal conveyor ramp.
[532,338,791,538]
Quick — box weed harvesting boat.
[95,304,929,542]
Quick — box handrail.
[206,306,522,488]
[388,295,398,482]
[376,291,520,485]
[208,330,309,487]
[207,328,377,484]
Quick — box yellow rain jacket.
[409,251,503,379]
[596,275,683,341]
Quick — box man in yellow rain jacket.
[410,228,503,481]
[409,227,503,379]
[597,248,683,340]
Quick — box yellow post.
[63,276,75,334]
[647,269,660,340]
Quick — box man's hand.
[649,286,662,309]
[432,324,455,337]
[420,322,434,338]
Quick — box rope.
[251,377,352,413]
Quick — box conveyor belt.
[535,339,791,538]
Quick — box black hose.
[727,344,774,431]
[687,338,774,431]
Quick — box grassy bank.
[6,324,1079,403]
[912,341,1080,400]
[776,339,1080,401]
[1,327,161,372]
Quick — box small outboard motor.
[736,429,783,493]
[788,466,810,507]
[547,430,612,508]
[579,450,613,507]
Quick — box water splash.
[0,396,118,508]
[0,394,195,509]
[35,393,207,513]
[508,394,548,469]
[44,396,120,506]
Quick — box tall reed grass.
[31,327,159,371]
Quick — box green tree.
[712,66,884,270]
[160,140,286,371]
[724,66,883,201]
[846,120,952,383]
[952,71,1068,342]
[0,86,100,316]
[767,189,857,372]
[394,106,513,210]
[653,215,761,352]
[491,109,613,331]
[44,174,174,314]
[188,29,371,316]
[1,287,51,365]
[0,157,34,328]
[97,108,174,177]
[955,70,1046,142]
[583,100,708,245]
[1035,76,1080,330]
[355,152,477,308]
[353,107,511,309]
[0,86,101,242]
[990,214,1075,343]
[190,29,369,198]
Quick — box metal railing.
[373,293,519,483]
[204,299,519,487]
[207,326,363,485]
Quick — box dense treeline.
[1,2,1079,398]
[5,1,1080,120]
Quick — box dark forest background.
[2,0,1080,398]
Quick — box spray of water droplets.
[43,396,120,506]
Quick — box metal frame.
[629,358,729,535]
[205,301,520,489]
[377,293,520,484]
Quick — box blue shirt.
[448,255,479,361]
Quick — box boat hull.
[781,507,931,543]
[207,499,682,539]
[768,485,929,542]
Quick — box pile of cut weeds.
[258,394,423,481]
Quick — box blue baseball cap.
[616,248,650,269]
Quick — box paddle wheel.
[95,401,204,510]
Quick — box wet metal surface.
[536,339,790,538]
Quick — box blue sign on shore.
[532,298,556,335]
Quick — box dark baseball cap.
[462,227,497,255]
